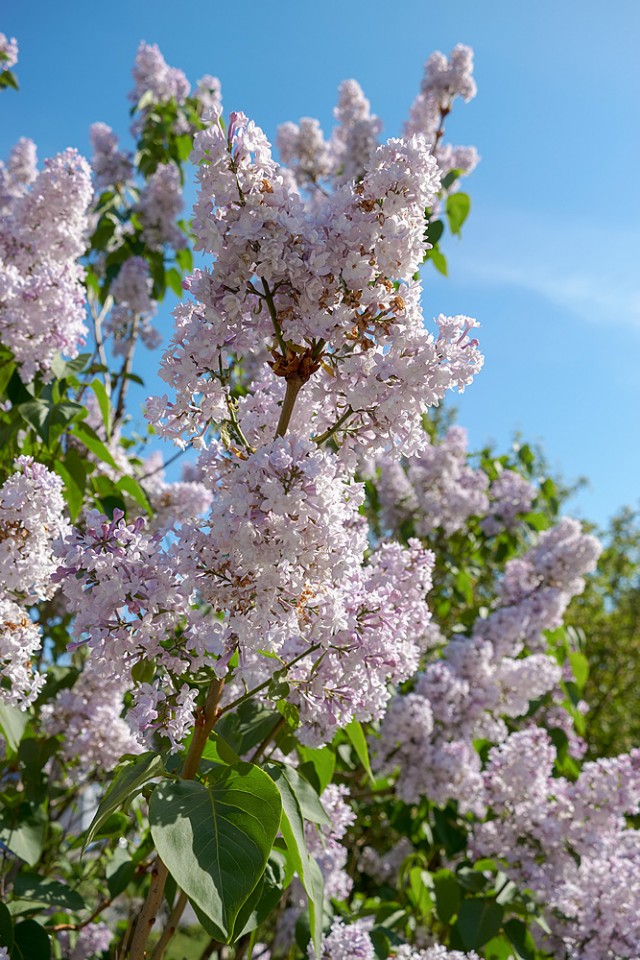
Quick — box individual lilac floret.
[89,122,133,191]
[0,146,92,378]
[105,256,160,355]
[130,40,190,106]
[0,33,18,71]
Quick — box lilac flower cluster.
[0,458,69,706]
[130,41,190,107]
[0,32,17,71]
[472,728,640,959]
[41,662,141,778]
[58,922,113,960]
[53,509,224,747]
[480,469,536,536]
[310,918,480,960]
[0,145,92,378]
[135,161,185,250]
[149,109,481,460]
[374,519,601,812]
[106,255,161,355]
[89,122,134,192]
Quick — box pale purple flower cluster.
[58,921,113,960]
[40,663,141,778]
[405,45,478,191]
[481,468,536,536]
[359,837,414,884]
[53,509,225,748]
[0,456,70,602]
[0,598,45,707]
[367,426,489,536]
[194,74,223,119]
[310,919,479,960]
[135,162,185,250]
[375,518,600,812]
[89,122,133,191]
[106,256,160,355]
[305,784,355,901]
[130,41,190,107]
[150,109,481,460]
[0,145,92,378]
[277,118,332,186]
[0,32,17,71]
[141,450,213,534]
[472,728,640,960]
[0,138,37,207]
[331,80,383,184]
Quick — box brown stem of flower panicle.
[126,677,225,960]
[275,377,304,438]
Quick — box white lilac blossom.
[105,255,160,355]
[0,597,45,707]
[309,918,375,960]
[0,457,70,602]
[330,80,382,184]
[195,74,223,118]
[276,118,332,187]
[149,109,481,461]
[305,784,355,900]
[53,509,225,749]
[130,41,190,107]
[481,469,536,536]
[0,146,92,378]
[40,664,141,778]
[0,33,17,71]
[58,922,114,960]
[141,450,213,534]
[136,162,185,250]
[89,122,133,191]
[374,518,600,812]
[0,138,37,209]
[472,728,640,960]
[310,920,480,960]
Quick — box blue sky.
[2,0,639,527]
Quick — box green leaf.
[12,920,50,960]
[12,876,85,912]
[84,752,165,848]
[71,421,119,471]
[344,719,374,782]
[298,746,335,794]
[429,247,448,276]
[425,218,444,246]
[176,248,193,273]
[233,849,290,939]
[52,461,85,521]
[446,193,471,236]
[116,475,152,514]
[441,169,463,190]
[106,848,136,899]
[89,379,112,439]
[0,807,45,866]
[0,358,16,397]
[263,764,324,954]
[569,651,589,689]
[149,762,282,941]
[0,704,28,753]
[504,918,536,960]
[433,869,461,924]
[454,899,504,950]
[166,268,184,297]
[0,903,13,951]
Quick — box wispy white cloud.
[454,207,640,331]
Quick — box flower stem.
[275,377,303,438]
